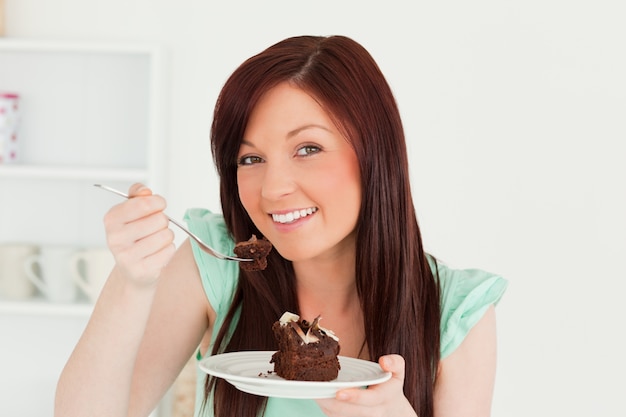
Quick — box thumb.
[379,354,406,385]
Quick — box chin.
[270,245,316,263]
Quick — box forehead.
[247,82,360,142]
[252,83,324,114]
[245,83,334,132]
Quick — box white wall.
[5,1,625,416]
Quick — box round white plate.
[199,351,392,399]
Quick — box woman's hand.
[316,354,417,417]
[103,183,176,286]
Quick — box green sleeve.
[430,258,508,359]
[183,208,239,332]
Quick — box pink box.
[0,92,20,164]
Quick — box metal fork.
[94,184,251,262]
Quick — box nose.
[261,160,297,200]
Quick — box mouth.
[271,207,318,224]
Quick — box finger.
[105,209,168,254]
[123,192,167,221]
[105,194,167,232]
[114,228,176,284]
[317,396,371,417]
[330,355,405,406]
[379,354,406,385]
[128,183,152,198]
[124,211,170,245]
[134,235,177,277]
[123,223,175,259]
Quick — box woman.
[55,35,506,417]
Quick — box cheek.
[336,154,361,194]
[236,173,258,212]
[343,161,363,218]
[320,158,361,211]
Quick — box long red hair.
[207,35,440,417]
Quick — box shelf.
[0,40,163,176]
[0,299,93,317]
[0,39,163,319]
[0,38,165,417]
[0,38,161,55]
[0,164,148,181]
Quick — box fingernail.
[381,356,393,369]
[336,391,350,401]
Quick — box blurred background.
[0,0,624,416]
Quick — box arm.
[127,239,213,416]
[55,185,215,417]
[434,305,498,417]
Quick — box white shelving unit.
[0,39,165,417]
[0,164,148,180]
[0,297,93,316]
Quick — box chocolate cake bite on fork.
[233,235,273,271]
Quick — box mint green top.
[184,209,507,417]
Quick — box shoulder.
[183,208,235,263]
[184,208,231,240]
[183,209,240,315]
[428,256,508,359]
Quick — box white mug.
[24,246,78,303]
[70,248,114,302]
[0,243,38,300]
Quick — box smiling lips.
[271,207,318,224]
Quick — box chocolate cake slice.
[270,312,341,381]
[233,234,272,271]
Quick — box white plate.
[199,351,392,399]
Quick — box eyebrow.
[287,124,333,138]
[241,124,332,146]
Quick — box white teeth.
[272,207,317,224]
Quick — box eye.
[295,145,321,157]
[237,155,264,166]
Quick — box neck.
[292,249,359,321]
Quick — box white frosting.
[318,325,340,342]
[277,311,340,343]
[301,330,319,344]
[279,311,300,325]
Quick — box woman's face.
[237,82,362,263]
